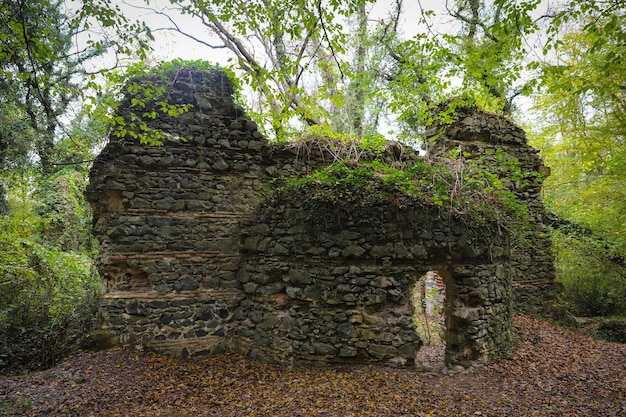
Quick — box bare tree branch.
[444,0,499,43]
[317,0,344,79]
[121,2,228,50]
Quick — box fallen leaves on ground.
[1,314,624,417]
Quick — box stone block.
[339,347,357,357]
[288,269,312,285]
[341,245,366,258]
[367,344,397,359]
[313,342,339,355]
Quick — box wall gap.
[413,270,447,371]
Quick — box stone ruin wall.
[425,108,558,309]
[85,67,555,368]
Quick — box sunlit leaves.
[0,168,99,373]
[78,0,154,60]
[387,0,541,131]
[526,5,625,316]
[0,0,156,174]
[529,11,626,252]
[169,0,373,139]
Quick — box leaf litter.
[1,314,624,417]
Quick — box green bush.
[0,171,100,374]
[552,229,626,317]
[33,169,95,251]
[596,320,626,343]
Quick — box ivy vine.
[94,59,240,146]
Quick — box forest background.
[0,0,624,374]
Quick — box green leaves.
[78,0,154,60]
[551,229,626,316]
[270,146,528,236]
[530,7,626,253]
[169,0,373,140]
[0,0,155,174]
[388,0,543,130]
[95,59,232,146]
[0,168,99,373]
[528,3,625,316]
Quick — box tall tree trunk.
[352,2,367,139]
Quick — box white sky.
[113,0,432,64]
[81,0,559,136]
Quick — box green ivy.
[269,152,530,240]
[92,59,240,146]
[33,169,96,251]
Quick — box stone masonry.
[425,106,559,309]
[85,66,555,368]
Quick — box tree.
[0,101,34,213]
[0,0,152,373]
[1,0,89,173]
[385,0,542,138]
[0,177,99,373]
[142,0,400,139]
[164,0,345,135]
[527,2,626,316]
[530,6,625,251]
[0,0,153,174]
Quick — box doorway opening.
[412,270,447,370]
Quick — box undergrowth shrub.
[0,170,100,375]
[551,229,626,317]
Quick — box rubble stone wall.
[425,107,558,309]
[86,67,554,368]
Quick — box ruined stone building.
[85,66,557,369]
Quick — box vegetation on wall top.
[99,59,240,146]
[269,140,531,242]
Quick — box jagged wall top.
[119,66,240,116]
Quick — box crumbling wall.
[425,107,558,309]
[236,198,514,367]
[85,68,266,357]
[86,66,554,368]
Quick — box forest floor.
[1,314,624,417]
